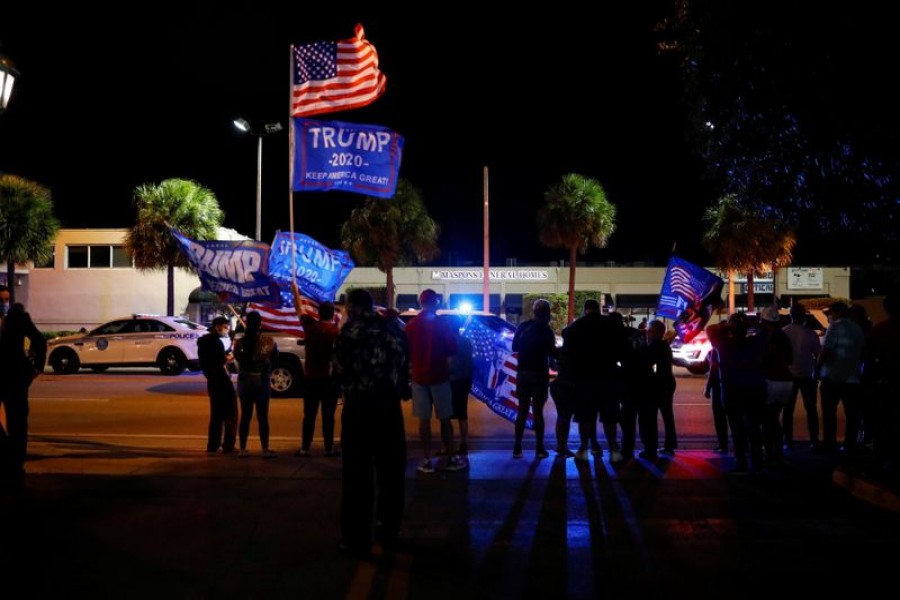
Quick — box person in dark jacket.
[233,311,279,458]
[197,316,237,454]
[512,298,558,459]
[0,303,47,490]
[334,288,410,556]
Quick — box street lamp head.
[233,118,251,133]
[0,51,20,113]
[264,122,283,134]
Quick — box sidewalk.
[3,437,900,599]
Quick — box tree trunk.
[386,267,395,310]
[167,261,175,316]
[747,271,755,313]
[6,259,16,305]
[728,270,735,315]
[567,246,577,324]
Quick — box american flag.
[247,293,326,338]
[291,24,387,117]
[657,256,723,320]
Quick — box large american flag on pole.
[291,24,387,117]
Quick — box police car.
[46,314,206,375]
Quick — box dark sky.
[0,4,819,268]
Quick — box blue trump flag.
[292,118,404,199]
[171,229,280,304]
[267,231,355,303]
[657,255,724,342]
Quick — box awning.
[734,293,775,308]
[448,293,501,314]
[188,287,218,303]
[504,294,524,312]
[396,294,420,310]
[614,294,659,309]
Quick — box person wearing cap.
[758,305,793,467]
[816,301,866,453]
[405,288,465,473]
[782,304,821,450]
[197,316,238,454]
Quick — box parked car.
[671,308,828,375]
[46,314,206,376]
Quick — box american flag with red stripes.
[248,294,341,337]
[291,24,387,117]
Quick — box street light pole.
[0,49,19,115]
[233,118,283,241]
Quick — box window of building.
[67,245,132,269]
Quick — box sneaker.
[262,449,277,459]
[712,445,728,453]
[457,443,468,456]
[659,447,676,456]
[324,448,341,457]
[444,455,468,471]
[609,450,624,463]
[512,445,523,459]
[294,449,311,457]
[558,449,575,458]
[575,449,590,462]
[535,449,550,459]
[417,458,435,473]
[590,445,603,456]
[238,449,249,458]
[638,450,658,460]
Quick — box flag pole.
[483,166,490,314]
[288,45,297,290]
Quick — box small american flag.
[291,24,387,117]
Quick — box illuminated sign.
[787,267,824,290]
[431,269,550,281]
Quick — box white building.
[18,229,851,331]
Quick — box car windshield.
[172,318,206,331]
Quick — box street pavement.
[2,432,899,600]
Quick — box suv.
[230,330,306,398]
[46,314,205,375]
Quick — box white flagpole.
[288,45,297,287]
[483,166,490,314]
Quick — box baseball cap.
[759,306,780,323]
[208,316,230,331]
[418,289,440,308]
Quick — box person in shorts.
[406,289,465,473]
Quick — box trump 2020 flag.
[657,256,723,343]
[463,316,535,430]
[292,118,404,199]
[267,231,355,303]
[291,23,386,118]
[171,229,280,304]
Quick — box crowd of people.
[4,281,898,555]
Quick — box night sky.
[0,4,883,268]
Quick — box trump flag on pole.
[657,255,723,343]
[291,23,387,118]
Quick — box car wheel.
[686,360,710,376]
[158,347,187,376]
[50,348,81,374]
[270,360,302,398]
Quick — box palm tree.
[0,174,60,304]
[124,178,224,316]
[702,195,795,313]
[537,173,616,324]
[340,179,440,309]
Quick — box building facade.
[21,229,851,330]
